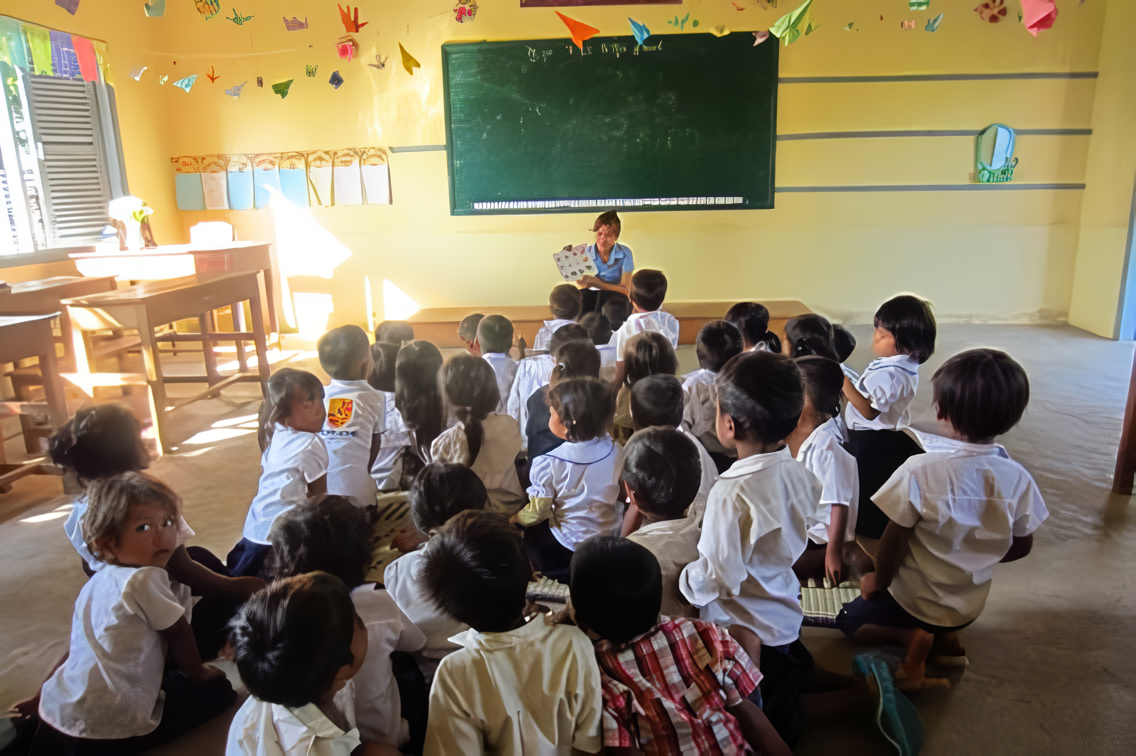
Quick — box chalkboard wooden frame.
[442,33,778,216]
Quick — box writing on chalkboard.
[473,197,746,211]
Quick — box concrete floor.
[0,324,1134,755]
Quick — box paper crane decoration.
[272,79,293,99]
[368,54,388,70]
[329,71,344,89]
[556,12,600,50]
[173,75,196,92]
[338,4,368,33]
[926,13,944,31]
[1021,0,1057,36]
[206,66,220,83]
[628,18,650,46]
[399,43,420,75]
[283,16,308,31]
[336,37,359,62]
[225,81,246,99]
[769,0,819,46]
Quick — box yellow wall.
[1068,0,1136,339]
[6,1,1120,332]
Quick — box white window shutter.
[26,75,111,245]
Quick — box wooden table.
[0,276,119,369]
[68,242,278,334]
[0,315,69,491]
[64,271,271,450]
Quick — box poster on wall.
[172,156,205,211]
[279,152,310,207]
[253,154,282,209]
[227,155,254,210]
[332,149,364,206]
[200,155,230,210]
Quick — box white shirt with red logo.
[322,379,386,507]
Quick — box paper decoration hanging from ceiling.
[329,70,344,88]
[225,80,246,98]
[337,37,358,62]
[172,156,205,211]
[173,75,197,92]
[272,79,293,98]
[279,152,310,207]
[284,16,308,31]
[144,0,166,18]
[23,26,54,76]
[555,12,599,50]
[195,0,221,21]
[72,35,100,82]
[398,43,420,74]
[227,155,254,210]
[454,0,477,23]
[628,18,650,46]
[338,4,368,33]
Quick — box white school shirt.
[679,449,820,647]
[350,584,427,746]
[796,417,859,544]
[528,436,625,552]
[628,517,702,619]
[596,342,617,367]
[482,352,519,414]
[845,354,921,431]
[612,310,681,361]
[243,425,329,544]
[39,565,194,739]
[425,618,604,756]
[64,492,194,574]
[873,436,1049,628]
[534,318,578,351]
[681,368,730,456]
[372,391,412,492]
[384,548,469,666]
[321,379,386,506]
[430,414,526,514]
[679,426,719,522]
[507,353,556,449]
[226,681,361,756]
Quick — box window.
[0,55,127,260]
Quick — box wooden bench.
[406,299,811,348]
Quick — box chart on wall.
[442,32,778,216]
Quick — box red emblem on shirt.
[327,398,354,428]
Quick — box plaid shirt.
[594,617,762,755]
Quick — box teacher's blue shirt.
[588,243,634,284]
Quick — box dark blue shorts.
[836,590,974,636]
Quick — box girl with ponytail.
[431,354,525,514]
[725,302,782,354]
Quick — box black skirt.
[845,429,924,539]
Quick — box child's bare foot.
[389,527,428,553]
[895,629,949,691]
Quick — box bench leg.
[137,310,171,451]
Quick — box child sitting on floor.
[620,429,705,619]
[787,356,859,585]
[614,331,679,441]
[843,294,937,543]
[385,464,489,682]
[680,352,872,745]
[457,313,484,354]
[266,496,427,751]
[682,319,745,471]
[628,374,719,514]
[422,511,603,755]
[525,339,601,467]
[783,313,840,361]
[318,325,384,507]
[725,302,782,353]
[47,406,262,659]
[375,320,414,346]
[476,315,518,413]
[534,284,582,350]
[29,473,235,754]
[570,537,790,756]
[611,270,679,392]
[838,349,1048,690]
[368,341,415,492]
[508,323,589,446]
[395,341,446,466]
[431,354,525,513]
[515,377,623,583]
[579,311,615,368]
[227,572,399,756]
[231,368,328,578]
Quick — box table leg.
[233,304,249,374]
[199,312,221,386]
[248,291,271,396]
[37,336,69,430]
[137,309,171,448]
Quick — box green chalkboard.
[442,32,779,216]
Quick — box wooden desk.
[0,276,119,368]
[64,272,271,449]
[68,242,278,334]
[0,315,68,491]
[407,299,812,348]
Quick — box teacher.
[571,211,634,313]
